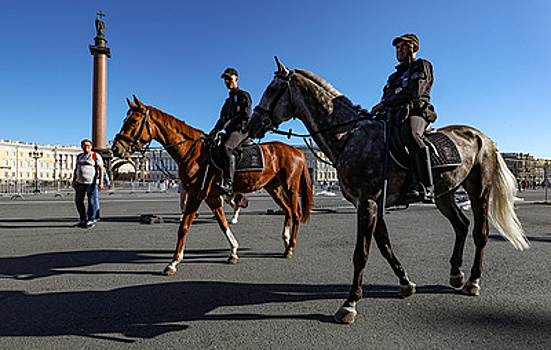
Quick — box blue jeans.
[75,183,99,223]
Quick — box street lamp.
[544,160,549,203]
[29,145,43,194]
[52,147,64,195]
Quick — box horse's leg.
[265,185,294,258]
[334,199,377,324]
[206,195,239,263]
[373,216,416,297]
[435,192,470,288]
[230,207,240,224]
[288,177,304,258]
[462,186,491,296]
[229,197,240,224]
[162,195,201,275]
[280,182,301,258]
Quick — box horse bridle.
[114,107,154,155]
[253,72,296,134]
[254,71,375,141]
[114,106,206,158]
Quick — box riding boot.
[416,146,435,202]
[407,146,434,203]
[219,153,236,195]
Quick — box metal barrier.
[0,180,178,200]
[0,181,75,198]
[108,181,177,194]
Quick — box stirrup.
[407,183,434,203]
[217,180,233,195]
[422,189,435,203]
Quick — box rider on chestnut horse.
[209,67,252,195]
[370,34,437,203]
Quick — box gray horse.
[248,57,528,324]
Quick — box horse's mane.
[295,69,343,98]
[294,69,357,115]
[149,106,205,140]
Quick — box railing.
[0,180,179,199]
[107,181,178,194]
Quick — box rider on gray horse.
[209,67,252,195]
[370,33,437,202]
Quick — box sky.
[1,1,550,157]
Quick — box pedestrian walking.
[72,139,104,228]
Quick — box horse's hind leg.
[435,192,470,288]
[462,186,491,296]
[226,196,240,224]
[230,207,240,224]
[373,216,416,297]
[285,185,302,258]
[265,185,294,258]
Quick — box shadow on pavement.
[489,233,551,244]
[0,281,346,341]
[0,249,172,280]
[0,279,459,342]
[0,249,460,342]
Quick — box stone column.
[89,12,111,151]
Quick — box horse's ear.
[274,56,289,76]
[133,95,144,108]
[127,97,137,109]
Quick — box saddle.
[210,138,265,173]
[389,125,462,172]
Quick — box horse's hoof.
[226,255,239,264]
[450,272,465,289]
[461,279,481,296]
[283,250,293,258]
[334,305,357,324]
[399,282,416,298]
[162,266,176,275]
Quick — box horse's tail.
[299,160,313,223]
[489,151,529,250]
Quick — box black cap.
[221,67,238,79]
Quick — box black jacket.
[381,58,434,120]
[213,88,252,134]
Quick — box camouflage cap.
[392,33,419,49]
[221,67,239,79]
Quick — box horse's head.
[248,57,298,139]
[112,96,155,158]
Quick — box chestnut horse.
[248,58,528,324]
[112,97,312,275]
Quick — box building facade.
[294,144,338,188]
[502,152,550,185]
[0,139,81,183]
[2,139,548,189]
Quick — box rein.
[270,114,373,139]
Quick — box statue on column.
[95,11,106,38]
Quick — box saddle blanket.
[389,130,462,171]
[236,143,264,172]
[424,132,462,169]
